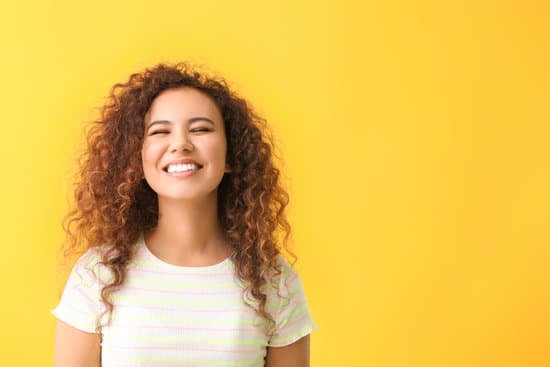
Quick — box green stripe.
[111,293,282,309]
[125,277,242,289]
[105,335,267,347]
[130,259,233,271]
[280,302,309,324]
[111,312,265,326]
[114,354,264,367]
[271,323,316,346]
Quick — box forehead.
[145,87,222,123]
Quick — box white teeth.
[167,163,199,173]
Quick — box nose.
[170,133,194,153]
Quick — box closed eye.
[150,130,169,135]
[190,127,212,133]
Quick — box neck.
[144,195,231,266]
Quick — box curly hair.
[63,63,292,335]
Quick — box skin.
[54,87,310,366]
[141,87,232,266]
[54,321,100,367]
[265,335,310,367]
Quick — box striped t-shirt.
[52,235,317,367]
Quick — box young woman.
[52,63,316,367]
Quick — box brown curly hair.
[63,62,292,335]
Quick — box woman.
[52,63,316,367]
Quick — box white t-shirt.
[52,235,317,367]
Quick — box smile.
[165,163,202,173]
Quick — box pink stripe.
[279,273,300,292]
[121,285,242,296]
[61,303,95,317]
[288,273,299,286]
[113,360,261,367]
[105,344,259,354]
[71,284,100,306]
[129,267,234,277]
[106,324,262,333]
[114,303,256,314]
[279,310,309,331]
[116,365,230,367]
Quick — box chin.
[157,190,219,203]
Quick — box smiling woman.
[52,63,317,367]
[141,88,229,202]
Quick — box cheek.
[214,136,228,159]
[202,136,226,158]
[213,142,228,164]
[141,145,161,184]
[140,146,149,165]
[141,143,160,170]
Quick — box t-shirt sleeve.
[51,248,105,333]
[268,257,318,347]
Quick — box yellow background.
[1,0,549,366]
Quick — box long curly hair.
[63,63,292,335]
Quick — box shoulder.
[266,255,317,347]
[274,254,295,274]
[72,245,107,270]
[263,255,301,299]
[275,255,299,282]
[75,246,104,264]
[70,245,112,286]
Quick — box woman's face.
[141,87,229,202]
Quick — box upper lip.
[163,159,203,171]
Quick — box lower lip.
[165,169,200,177]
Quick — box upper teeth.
[167,163,199,173]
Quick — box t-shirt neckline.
[137,233,233,273]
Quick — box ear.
[224,163,232,173]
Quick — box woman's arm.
[264,335,310,367]
[54,320,101,367]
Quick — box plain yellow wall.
[1,0,549,366]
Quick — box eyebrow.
[146,117,216,131]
